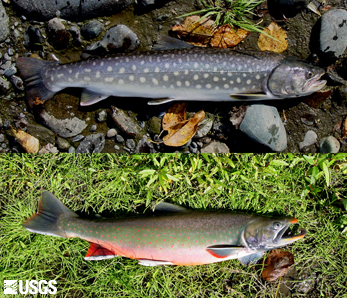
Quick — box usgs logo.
[4,280,57,295]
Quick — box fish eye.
[306,71,314,79]
[272,222,282,230]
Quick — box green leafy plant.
[180,0,265,33]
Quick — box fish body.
[17,48,326,108]
[23,191,306,266]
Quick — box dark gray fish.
[17,49,326,108]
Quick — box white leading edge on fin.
[85,255,118,261]
[138,259,174,266]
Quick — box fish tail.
[23,191,78,238]
[16,57,58,108]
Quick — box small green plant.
[181,0,265,33]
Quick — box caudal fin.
[23,191,78,238]
[16,57,58,108]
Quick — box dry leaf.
[261,249,294,282]
[163,110,205,147]
[162,103,188,131]
[210,25,250,48]
[258,22,288,53]
[171,15,216,47]
[11,127,39,153]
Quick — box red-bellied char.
[23,191,306,266]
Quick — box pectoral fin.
[153,202,189,213]
[138,259,174,266]
[80,89,109,106]
[206,245,245,259]
[229,93,271,100]
[85,243,117,260]
[238,252,264,265]
[147,98,175,105]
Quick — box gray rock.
[111,106,142,137]
[0,134,5,142]
[72,134,84,142]
[10,75,25,91]
[0,76,10,92]
[106,128,117,138]
[299,130,317,150]
[4,65,17,77]
[147,116,161,135]
[12,0,133,21]
[47,18,70,50]
[194,117,213,138]
[7,48,14,56]
[76,133,105,153]
[189,146,198,153]
[0,1,9,42]
[114,145,120,150]
[56,137,71,150]
[40,110,87,138]
[38,143,59,154]
[89,124,97,132]
[1,61,11,70]
[69,26,82,46]
[68,146,75,153]
[135,135,156,153]
[201,140,230,153]
[26,124,55,145]
[96,110,107,122]
[319,9,347,60]
[320,136,340,153]
[24,26,44,51]
[81,20,103,40]
[125,138,136,149]
[240,104,287,152]
[86,25,139,54]
[116,135,124,143]
[135,0,155,6]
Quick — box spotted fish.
[23,191,306,266]
[17,48,326,108]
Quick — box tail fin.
[23,191,78,238]
[16,57,58,108]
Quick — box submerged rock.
[320,136,340,153]
[111,106,142,137]
[201,140,230,153]
[47,18,70,50]
[81,21,104,40]
[0,1,9,42]
[240,105,287,152]
[12,0,133,21]
[76,133,105,153]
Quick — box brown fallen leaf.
[163,110,205,147]
[11,126,39,153]
[210,25,250,48]
[304,88,332,108]
[261,249,294,282]
[171,15,216,47]
[162,103,188,131]
[258,22,288,53]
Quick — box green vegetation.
[180,0,266,33]
[0,154,347,297]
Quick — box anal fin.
[206,245,245,259]
[229,93,271,100]
[80,89,109,106]
[84,243,117,261]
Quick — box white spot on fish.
[118,79,124,85]
[206,84,211,89]
[178,58,182,63]
[68,78,73,82]
[194,62,199,68]
[213,67,217,72]
[238,66,242,71]
[185,81,190,87]
[93,62,96,66]
[119,68,125,74]
[96,71,100,78]
[243,73,247,77]
[234,86,239,91]
[105,77,114,82]
[144,68,149,73]
[84,68,91,72]
[230,80,234,84]
[177,81,182,87]
[57,73,64,78]
[236,78,241,83]
[224,84,229,89]
[155,67,160,73]
[165,63,170,69]
[227,72,232,77]
[75,73,79,79]
[163,75,169,81]
[213,77,219,82]
[204,74,209,79]
[174,71,179,76]
[140,77,146,83]
[140,61,145,65]
[215,86,219,90]
[184,70,189,75]
[196,84,202,89]
[205,64,210,69]
[129,75,134,81]
[193,75,199,80]
[84,77,91,81]
[152,78,159,85]
[50,76,54,81]
[100,61,104,66]
[251,85,256,89]
[256,74,261,80]
[69,69,72,74]
[132,65,137,71]
[246,79,251,85]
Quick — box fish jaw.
[302,71,327,94]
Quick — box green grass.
[0,154,347,297]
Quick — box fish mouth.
[273,218,306,247]
[303,72,327,93]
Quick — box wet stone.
[135,135,156,153]
[0,134,5,142]
[318,9,347,61]
[111,106,141,137]
[106,128,117,138]
[189,146,198,153]
[0,1,9,42]
[0,76,10,92]
[147,116,161,135]
[194,117,213,138]
[24,26,44,51]
[201,140,230,153]
[76,133,105,153]
[81,20,104,40]
[72,134,84,142]
[56,137,71,150]
[90,124,97,132]
[126,139,135,149]
[116,135,124,143]
[299,130,317,150]
[114,145,120,150]
[240,104,287,152]
[68,146,75,153]
[10,75,24,91]
[69,26,82,46]
[47,18,70,50]
[4,65,17,77]
[320,136,340,153]
[26,124,55,146]
[96,110,107,122]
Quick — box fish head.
[267,57,326,98]
[242,216,306,252]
